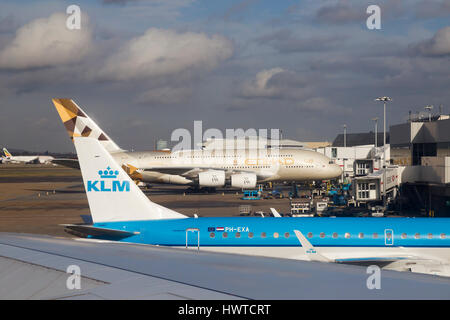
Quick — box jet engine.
[198,170,226,187]
[230,173,257,188]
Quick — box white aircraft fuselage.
[110,148,342,186]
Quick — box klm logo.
[87,167,130,192]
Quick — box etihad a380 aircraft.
[2,147,53,164]
[67,136,450,277]
[52,98,342,188]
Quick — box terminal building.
[390,113,450,216]
[390,114,450,166]
[317,132,390,182]
[350,111,450,216]
[316,145,380,181]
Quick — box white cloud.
[240,67,312,100]
[0,13,93,69]
[414,26,450,56]
[240,67,286,98]
[100,28,234,80]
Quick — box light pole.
[341,124,347,184]
[425,105,433,122]
[342,124,347,148]
[372,117,378,148]
[375,96,392,209]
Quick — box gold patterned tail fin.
[52,98,123,153]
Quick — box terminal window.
[412,143,436,165]
[331,148,337,158]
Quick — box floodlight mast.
[375,96,392,209]
[342,124,347,148]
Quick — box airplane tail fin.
[73,136,187,223]
[3,148,12,157]
[294,230,331,262]
[52,98,123,153]
[270,208,282,217]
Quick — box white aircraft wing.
[293,230,450,276]
[2,232,450,299]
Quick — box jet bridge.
[353,167,400,205]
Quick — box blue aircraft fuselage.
[93,217,450,248]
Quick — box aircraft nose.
[330,164,342,178]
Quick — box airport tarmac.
[0,164,291,237]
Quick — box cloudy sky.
[0,0,449,152]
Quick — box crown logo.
[98,166,119,179]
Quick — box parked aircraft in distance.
[66,136,450,278]
[2,147,53,164]
[52,98,341,188]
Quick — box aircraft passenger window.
[320,232,325,238]
[358,233,364,239]
[332,232,338,238]
[414,233,420,239]
[344,233,350,239]
[273,232,279,238]
[284,232,290,238]
[235,232,241,238]
[222,232,228,238]
[427,233,433,239]
[373,233,378,239]
[441,233,446,239]
[307,232,313,238]
[248,232,254,238]
[261,232,266,238]
[210,232,215,238]
[401,233,407,239]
